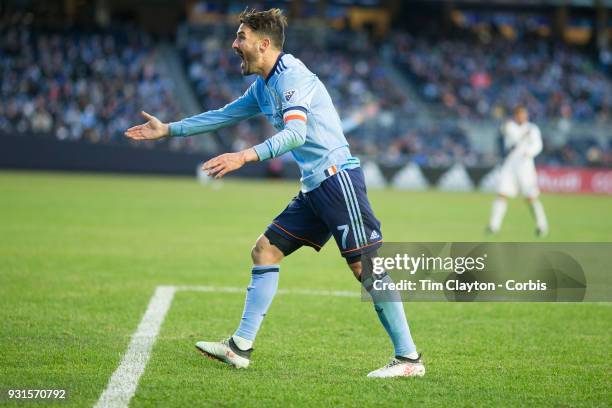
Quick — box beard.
[240,54,252,76]
[240,58,250,75]
[238,49,256,76]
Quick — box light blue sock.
[366,273,417,357]
[234,265,279,342]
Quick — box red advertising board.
[537,167,612,195]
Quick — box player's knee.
[251,235,283,266]
[348,261,362,281]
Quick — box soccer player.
[487,106,549,236]
[125,8,424,378]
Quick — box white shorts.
[497,161,540,198]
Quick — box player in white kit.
[487,106,549,236]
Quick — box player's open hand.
[202,152,247,179]
[203,149,258,179]
[124,111,169,140]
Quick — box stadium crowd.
[181,24,482,167]
[1,12,608,168]
[391,31,612,124]
[387,21,611,167]
[0,14,184,148]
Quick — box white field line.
[94,285,359,408]
[94,286,176,408]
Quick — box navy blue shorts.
[266,167,383,260]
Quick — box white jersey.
[501,120,542,165]
[497,120,543,198]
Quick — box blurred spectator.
[2,11,608,169]
[391,30,612,124]
[181,24,450,164]
[0,13,185,149]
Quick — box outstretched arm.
[202,71,313,179]
[168,84,260,137]
[125,83,260,141]
[202,148,259,179]
[202,118,307,179]
[124,111,170,140]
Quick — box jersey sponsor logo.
[283,89,296,101]
[370,230,380,240]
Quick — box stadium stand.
[1,10,609,168]
[389,17,611,168]
[391,31,611,123]
[179,23,479,167]
[0,12,185,149]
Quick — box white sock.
[403,351,419,360]
[531,199,548,231]
[232,335,253,351]
[489,198,507,232]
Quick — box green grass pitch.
[0,170,610,407]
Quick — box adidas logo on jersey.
[370,230,380,240]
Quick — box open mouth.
[235,50,246,68]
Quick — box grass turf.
[0,170,610,407]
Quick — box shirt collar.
[265,52,285,84]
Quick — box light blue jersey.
[169,53,360,192]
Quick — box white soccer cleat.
[195,337,252,368]
[367,354,425,378]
